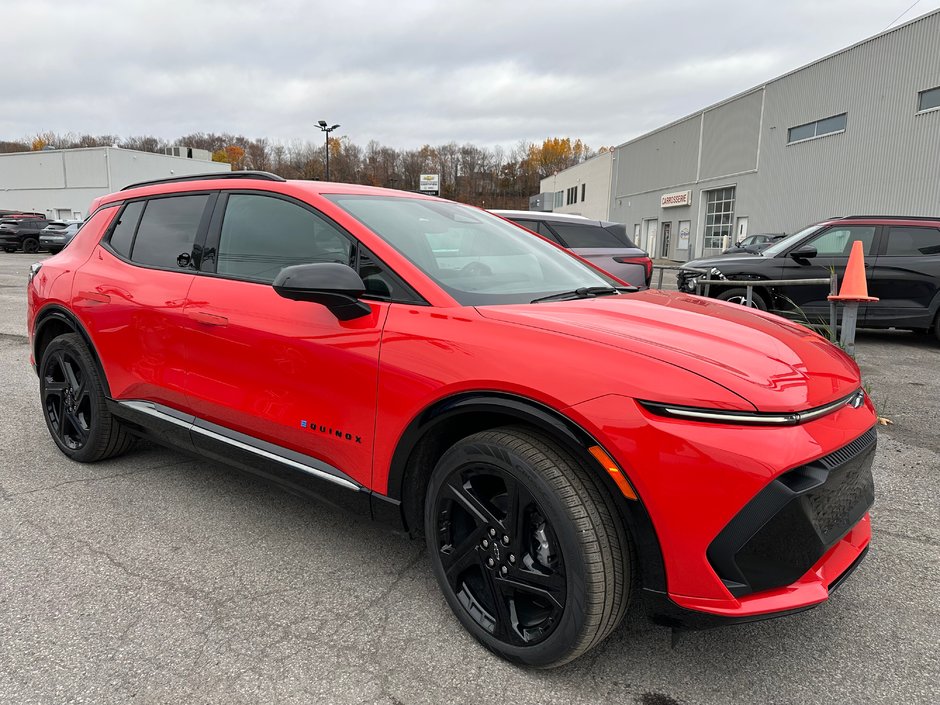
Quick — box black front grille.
[708,427,876,596]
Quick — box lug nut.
[488,527,497,537]
[482,538,489,548]
[509,554,516,564]
[500,565,508,575]
[501,535,510,546]
[487,557,495,567]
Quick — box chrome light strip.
[118,400,360,491]
[641,389,864,426]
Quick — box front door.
[774,224,878,324]
[735,217,749,244]
[183,191,386,487]
[660,222,672,258]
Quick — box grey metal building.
[597,10,940,261]
[0,147,230,220]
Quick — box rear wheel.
[22,237,39,254]
[716,286,768,311]
[39,333,135,462]
[426,427,631,668]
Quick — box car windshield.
[761,224,825,257]
[326,195,620,305]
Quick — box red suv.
[27,173,876,667]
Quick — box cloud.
[2,0,937,149]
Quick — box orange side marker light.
[588,445,638,500]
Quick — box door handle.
[77,290,111,304]
[188,311,228,326]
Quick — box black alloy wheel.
[40,333,135,462]
[22,237,40,254]
[426,427,631,667]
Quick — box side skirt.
[108,399,404,529]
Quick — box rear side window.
[108,201,145,258]
[549,222,626,248]
[884,226,940,256]
[131,195,210,268]
[216,194,353,283]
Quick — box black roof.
[121,171,286,191]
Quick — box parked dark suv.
[1,217,50,253]
[678,216,940,341]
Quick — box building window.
[787,113,847,144]
[917,86,940,113]
[581,183,586,201]
[566,186,578,205]
[703,187,735,253]
[554,191,563,208]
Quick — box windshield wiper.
[531,286,630,304]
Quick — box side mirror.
[273,263,371,321]
[790,245,818,261]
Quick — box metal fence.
[650,265,841,343]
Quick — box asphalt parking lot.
[1,252,937,704]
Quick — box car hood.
[476,290,860,412]
[682,253,767,271]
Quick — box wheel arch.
[387,391,667,592]
[33,304,111,397]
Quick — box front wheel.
[426,427,631,668]
[40,333,135,462]
[715,286,768,310]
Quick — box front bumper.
[565,392,877,620]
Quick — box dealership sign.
[419,173,440,193]
[661,190,692,208]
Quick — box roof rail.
[838,214,939,221]
[121,171,287,191]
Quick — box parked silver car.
[39,221,82,254]
[490,210,652,287]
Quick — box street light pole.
[317,120,340,181]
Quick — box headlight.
[28,262,42,284]
[639,390,865,426]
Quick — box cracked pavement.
[1,253,938,704]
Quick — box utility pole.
[317,120,340,181]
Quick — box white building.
[537,151,613,221]
[0,147,230,220]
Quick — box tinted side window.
[537,222,562,243]
[510,219,540,233]
[108,201,145,258]
[217,194,353,283]
[884,226,940,256]
[550,222,624,248]
[806,226,875,256]
[131,195,209,268]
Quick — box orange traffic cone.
[828,240,879,302]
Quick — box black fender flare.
[33,304,112,397]
[386,391,667,592]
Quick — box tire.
[425,427,631,668]
[39,333,135,462]
[22,237,39,254]
[715,286,768,311]
[933,312,940,345]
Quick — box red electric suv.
[27,173,876,667]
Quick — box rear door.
[183,191,390,488]
[867,224,940,329]
[72,193,215,412]
[775,224,879,323]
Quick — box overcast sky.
[4,0,938,150]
